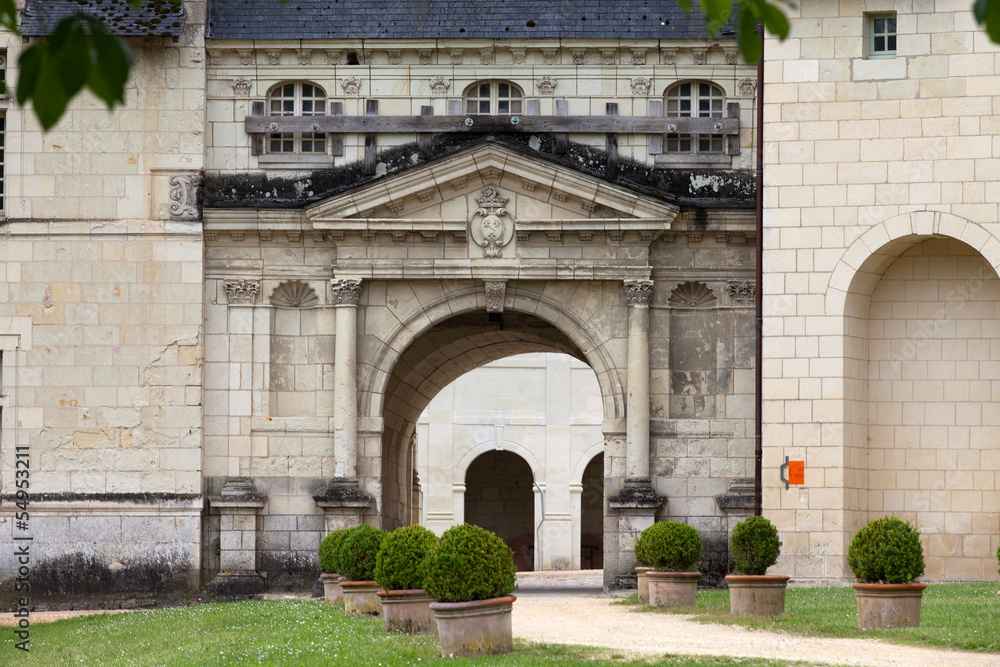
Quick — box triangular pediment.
[305,143,679,226]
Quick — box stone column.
[624,279,654,484]
[207,477,268,596]
[331,278,362,480]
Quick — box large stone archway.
[202,140,758,590]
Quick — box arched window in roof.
[267,81,327,154]
[465,81,523,116]
[664,81,725,154]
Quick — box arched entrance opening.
[843,234,1000,580]
[364,294,619,571]
[580,453,604,570]
[464,450,536,571]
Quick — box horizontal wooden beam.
[244,114,739,135]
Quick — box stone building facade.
[763,1,1000,583]
[0,0,763,602]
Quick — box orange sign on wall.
[788,460,804,485]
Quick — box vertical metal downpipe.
[754,22,766,517]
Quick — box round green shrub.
[375,525,438,591]
[729,515,782,576]
[318,528,349,574]
[634,521,702,572]
[847,517,925,584]
[421,524,517,603]
[337,525,386,582]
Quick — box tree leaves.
[974,0,1000,41]
[16,14,134,130]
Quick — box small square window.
[868,13,897,59]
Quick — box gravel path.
[511,571,1000,667]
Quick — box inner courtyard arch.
[827,226,1000,581]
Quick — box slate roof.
[207,0,728,41]
[21,0,187,38]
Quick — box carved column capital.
[623,280,654,307]
[223,279,260,305]
[330,278,363,306]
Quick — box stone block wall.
[763,1,1000,581]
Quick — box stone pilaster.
[331,278,362,480]
[623,279,653,483]
[207,477,268,596]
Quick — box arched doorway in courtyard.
[828,222,1000,581]
[464,450,536,570]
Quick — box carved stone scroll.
[168,174,202,221]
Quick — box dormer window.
[664,81,725,154]
[268,81,327,154]
[465,81,523,116]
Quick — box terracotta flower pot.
[321,573,344,606]
[341,580,382,617]
[853,582,926,630]
[725,574,790,616]
[378,589,437,634]
[646,571,701,609]
[635,567,651,603]
[430,595,516,657]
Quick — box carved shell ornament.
[470,186,515,258]
[668,281,717,307]
[270,280,319,308]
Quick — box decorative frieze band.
[224,279,260,305]
[623,280,654,307]
[330,278,363,306]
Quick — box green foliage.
[996,539,999,576]
[847,517,925,584]
[337,525,385,582]
[16,13,135,130]
[729,515,782,576]
[634,521,702,572]
[976,0,1000,42]
[374,525,438,591]
[421,523,517,603]
[676,0,792,64]
[317,528,349,574]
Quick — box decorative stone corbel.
[484,280,507,313]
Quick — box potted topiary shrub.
[318,528,349,606]
[338,524,386,617]
[423,523,518,657]
[635,521,702,609]
[848,516,926,630]
[725,515,789,616]
[375,524,439,634]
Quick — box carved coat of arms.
[470,186,515,258]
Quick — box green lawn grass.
[620,582,1000,653]
[0,599,818,666]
